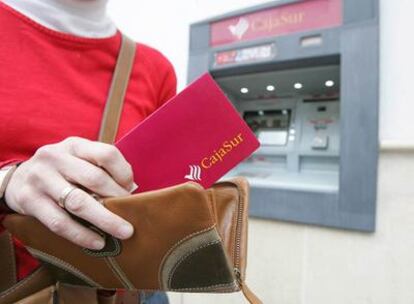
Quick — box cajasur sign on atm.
[210,0,342,46]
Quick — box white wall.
[108,1,414,303]
[379,0,414,144]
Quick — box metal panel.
[189,23,210,51]
[339,23,379,219]
[248,188,374,231]
[187,23,210,82]
[343,0,377,24]
[187,52,210,84]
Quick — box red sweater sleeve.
[137,44,177,109]
[0,159,24,214]
[156,55,177,108]
[0,158,27,211]
[0,159,23,169]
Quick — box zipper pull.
[235,268,263,304]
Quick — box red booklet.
[116,73,260,193]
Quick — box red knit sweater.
[0,2,177,280]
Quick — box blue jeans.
[139,291,169,304]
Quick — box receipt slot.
[188,0,379,231]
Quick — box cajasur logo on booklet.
[116,73,260,192]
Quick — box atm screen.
[243,109,291,146]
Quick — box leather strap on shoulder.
[98,35,136,144]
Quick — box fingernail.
[93,239,105,250]
[118,224,134,239]
[130,183,139,193]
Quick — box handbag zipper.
[217,180,262,304]
[214,180,244,281]
[231,180,245,281]
[234,191,244,281]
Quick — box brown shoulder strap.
[98,35,136,144]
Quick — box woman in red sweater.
[0,0,176,303]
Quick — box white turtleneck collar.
[2,0,116,38]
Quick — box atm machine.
[188,0,379,232]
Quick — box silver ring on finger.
[58,186,78,209]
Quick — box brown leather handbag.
[4,178,261,303]
[0,34,261,303]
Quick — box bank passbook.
[116,73,260,193]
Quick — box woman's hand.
[4,136,136,250]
